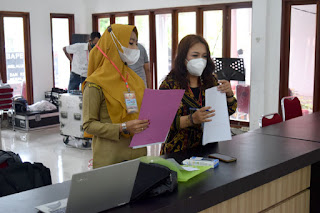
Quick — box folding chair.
[259,113,282,128]
[281,96,302,121]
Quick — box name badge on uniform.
[124,91,139,114]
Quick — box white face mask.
[118,46,140,66]
[110,31,140,65]
[186,58,207,76]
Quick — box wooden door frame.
[50,13,75,89]
[0,11,33,104]
[279,0,320,113]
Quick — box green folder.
[139,156,211,182]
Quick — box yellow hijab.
[82,24,145,124]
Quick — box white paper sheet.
[181,166,199,171]
[202,87,232,145]
[167,158,199,171]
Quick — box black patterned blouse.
[159,75,237,154]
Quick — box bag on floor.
[0,162,52,197]
[49,87,68,106]
[0,150,22,169]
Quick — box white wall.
[87,0,244,13]
[1,0,283,129]
[1,0,88,102]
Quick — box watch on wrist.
[189,113,195,126]
[226,93,234,98]
[121,122,129,134]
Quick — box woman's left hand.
[217,80,233,97]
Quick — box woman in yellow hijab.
[82,24,149,168]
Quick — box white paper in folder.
[202,87,232,145]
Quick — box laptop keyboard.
[49,207,66,213]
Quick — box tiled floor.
[0,126,92,184]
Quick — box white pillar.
[250,0,282,130]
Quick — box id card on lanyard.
[123,91,139,114]
[95,45,139,114]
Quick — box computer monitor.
[71,34,90,45]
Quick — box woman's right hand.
[192,106,215,124]
[126,119,149,134]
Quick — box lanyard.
[86,50,89,63]
[188,85,202,107]
[95,45,130,92]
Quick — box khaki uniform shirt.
[83,83,146,168]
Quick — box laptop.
[36,159,140,213]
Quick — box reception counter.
[1,131,320,213]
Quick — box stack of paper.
[203,87,232,145]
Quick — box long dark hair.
[167,34,215,90]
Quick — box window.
[0,12,33,103]
[280,1,320,114]
[229,8,252,122]
[134,15,150,57]
[50,14,74,90]
[230,8,252,83]
[203,10,223,58]
[92,14,114,32]
[92,2,253,125]
[4,17,26,97]
[115,16,128,24]
[156,13,172,87]
[288,5,316,114]
[178,12,196,42]
[98,17,110,34]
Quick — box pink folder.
[130,89,185,148]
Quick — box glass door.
[229,8,252,122]
[51,18,71,89]
[178,12,196,42]
[3,17,26,97]
[51,14,74,90]
[288,4,317,114]
[203,10,223,58]
[280,2,320,114]
[0,12,32,103]
[134,15,150,57]
[155,14,172,88]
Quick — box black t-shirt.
[190,87,200,101]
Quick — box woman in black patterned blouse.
[159,35,237,154]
